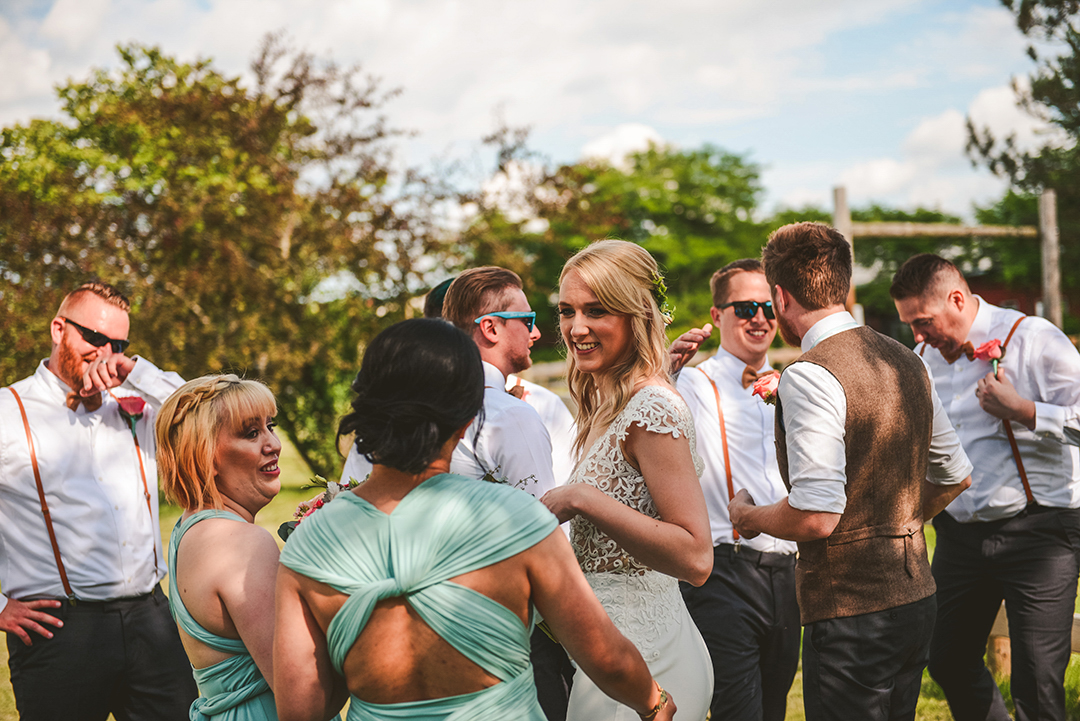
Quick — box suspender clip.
[66,593,78,606]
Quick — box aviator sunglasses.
[718,300,775,320]
[474,311,537,332]
[61,317,130,353]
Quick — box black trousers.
[7,586,197,721]
[680,544,800,721]
[928,507,1080,721]
[531,625,575,721]
[802,594,936,721]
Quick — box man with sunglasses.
[730,224,973,721]
[0,282,196,719]
[441,266,574,721]
[673,258,800,721]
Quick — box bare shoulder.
[179,517,280,574]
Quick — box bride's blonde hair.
[560,240,671,455]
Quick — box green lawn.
[0,452,1077,720]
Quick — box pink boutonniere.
[973,339,1005,376]
[107,391,146,436]
[752,372,780,406]
[116,396,146,421]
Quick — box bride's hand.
[541,485,592,523]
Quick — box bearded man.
[0,282,196,719]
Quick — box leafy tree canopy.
[0,37,445,476]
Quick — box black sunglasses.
[61,317,130,353]
[718,300,775,320]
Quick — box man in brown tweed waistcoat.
[729,222,973,721]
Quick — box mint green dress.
[169,510,277,721]
[279,473,558,721]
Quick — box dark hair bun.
[338,319,484,474]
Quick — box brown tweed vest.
[776,325,936,624]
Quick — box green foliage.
[455,137,766,346]
[0,37,443,476]
[967,0,1080,313]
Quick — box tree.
[0,37,446,476]
[966,0,1080,329]
[454,138,766,353]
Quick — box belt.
[714,543,796,568]
[39,587,159,611]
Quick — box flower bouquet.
[278,475,365,541]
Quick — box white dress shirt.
[0,358,184,611]
[506,375,576,487]
[677,348,797,554]
[453,362,555,499]
[919,297,1080,522]
[341,362,557,500]
[781,311,973,514]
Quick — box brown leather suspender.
[999,317,1033,504]
[7,387,76,603]
[6,387,160,604]
[697,368,739,541]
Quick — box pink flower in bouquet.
[752,372,780,406]
[973,339,1003,361]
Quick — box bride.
[541,239,715,720]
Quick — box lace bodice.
[569,385,704,576]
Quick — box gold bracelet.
[638,682,669,721]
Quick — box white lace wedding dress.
[566,385,713,721]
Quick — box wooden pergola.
[831,186,1063,329]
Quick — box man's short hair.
[423,277,456,319]
[710,259,764,307]
[889,254,969,301]
[442,267,523,332]
[59,281,131,314]
[761,222,851,310]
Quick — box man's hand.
[669,324,713,374]
[81,347,136,396]
[728,489,762,540]
[0,598,63,646]
[976,371,1036,430]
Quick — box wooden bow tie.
[941,341,976,365]
[742,367,779,389]
[65,390,102,412]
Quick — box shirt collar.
[34,359,77,404]
[713,345,771,375]
[963,295,992,346]
[481,361,507,389]
[801,310,859,352]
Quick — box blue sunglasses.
[474,311,536,332]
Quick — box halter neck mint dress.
[168,510,277,721]
[279,472,558,721]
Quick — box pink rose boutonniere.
[108,391,146,436]
[973,339,1004,376]
[752,372,780,406]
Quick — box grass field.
[0,438,1077,719]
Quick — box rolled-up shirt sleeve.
[780,362,849,515]
[921,357,974,485]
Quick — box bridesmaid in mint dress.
[155,374,285,720]
[273,319,675,721]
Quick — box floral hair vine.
[650,271,675,326]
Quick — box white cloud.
[40,0,110,52]
[580,123,664,167]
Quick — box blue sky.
[0,0,1057,220]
